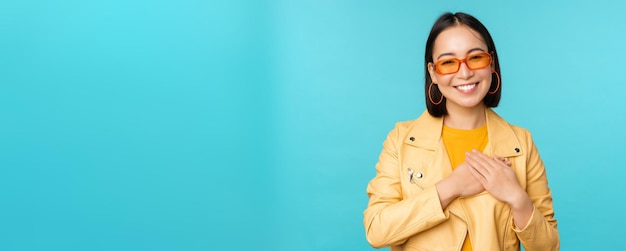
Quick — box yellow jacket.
[364,109,559,251]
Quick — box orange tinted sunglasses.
[433,52,492,75]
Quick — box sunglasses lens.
[435,59,460,74]
[467,53,490,69]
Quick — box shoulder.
[509,123,531,137]
[487,109,535,146]
[390,110,439,135]
[393,120,416,133]
[383,119,415,144]
[382,111,443,151]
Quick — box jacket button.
[514,148,520,153]
[409,137,415,141]
[416,172,423,178]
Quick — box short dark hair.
[424,12,501,117]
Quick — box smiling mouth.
[455,83,478,91]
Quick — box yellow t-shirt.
[442,124,489,251]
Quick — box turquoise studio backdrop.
[1,0,625,250]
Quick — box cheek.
[435,75,455,85]
[479,71,494,85]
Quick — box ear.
[428,63,438,84]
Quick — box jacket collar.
[404,108,523,157]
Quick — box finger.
[472,150,501,164]
[467,165,487,185]
[466,156,491,180]
[472,151,508,169]
[466,151,493,174]
[492,154,512,168]
[495,156,511,167]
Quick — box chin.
[452,99,485,109]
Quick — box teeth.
[456,83,476,91]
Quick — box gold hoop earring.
[489,71,500,95]
[428,82,443,105]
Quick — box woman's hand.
[465,150,534,229]
[435,162,483,209]
[449,162,485,197]
[435,157,511,209]
[465,150,523,204]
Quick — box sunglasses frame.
[432,52,493,75]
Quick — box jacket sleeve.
[363,124,449,248]
[514,130,560,250]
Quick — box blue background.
[1,1,624,250]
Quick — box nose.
[456,61,473,79]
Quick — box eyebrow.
[436,48,486,60]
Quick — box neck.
[443,104,487,130]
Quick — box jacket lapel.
[404,109,523,158]
[404,110,444,150]
[484,109,524,158]
[404,111,453,180]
